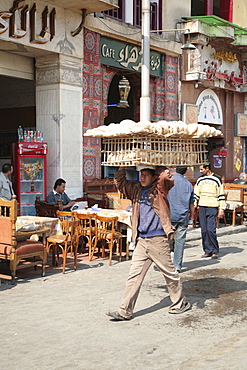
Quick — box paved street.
[1,225,247,370]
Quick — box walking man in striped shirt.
[194,164,226,259]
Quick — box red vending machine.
[12,142,48,216]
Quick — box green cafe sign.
[100,37,163,77]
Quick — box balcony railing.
[182,19,235,42]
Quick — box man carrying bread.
[107,165,191,321]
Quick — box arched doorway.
[0,74,36,171]
[104,73,134,125]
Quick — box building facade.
[82,0,187,181]
[180,1,247,179]
[0,0,117,199]
[0,0,187,196]
[83,0,247,181]
[1,0,247,205]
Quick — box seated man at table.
[233,172,247,185]
[46,178,75,211]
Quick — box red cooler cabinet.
[12,142,48,216]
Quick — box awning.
[182,15,247,35]
[182,15,247,46]
[48,0,118,14]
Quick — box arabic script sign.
[100,37,162,77]
[0,0,55,44]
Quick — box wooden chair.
[192,207,199,227]
[46,219,79,273]
[0,196,47,282]
[90,214,123,265]
[82,177,117,209]
[106,192,120,209]
[56,210,74,220]
[35,196,63,217]
[73,212,97,258]
[118,198,132,211]
[216,213,227,228]
[109,196,132,259]
[224,187,244,226]
[84,177,116,195]
[224,183,247,214]
[56,210,76,259]
[105,191,132,211]
[75,194,108,209]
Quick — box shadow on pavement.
[182,246,244,273]
[134,296,171,318]
[0,253,106,287]
[181,276,247,309]
[127,274,247,319]
[218,245,244,257]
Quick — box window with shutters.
[103,0,124,21]
[191,0,233,22]
[133,0,161,30]
[103,0,162,29]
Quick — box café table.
[16,227,50,243]
[16,216,59,236]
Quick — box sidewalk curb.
[186,224,247,242]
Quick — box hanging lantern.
[117,76,131,108]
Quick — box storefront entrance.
[0,73,35,170]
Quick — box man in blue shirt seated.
[46,178,75,211]
[168,167,194,273]
[233,172,247,185]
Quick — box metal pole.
[140,0,150,122]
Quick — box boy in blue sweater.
[107,166,190,321]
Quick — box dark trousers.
[199,206,219,255]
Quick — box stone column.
[36,54,83,199]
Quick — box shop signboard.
[182,104,198,124]
[100,37,163,77]
[0,0,83,58]
[196,89,223,125]
[235,113,247,136]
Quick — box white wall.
[36,54,83,199]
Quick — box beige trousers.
[118,236,186,319]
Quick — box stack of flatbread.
[84,119,223,139]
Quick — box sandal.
[169,302,191,314]
[106,311,131,321]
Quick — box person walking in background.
[194,164,226,259]
[107,166,191,321]
[0,163,14,200]
[168,167,194,273]
[46,178,75,211]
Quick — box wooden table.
[16,216,59,236]
[16,228,50,242]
